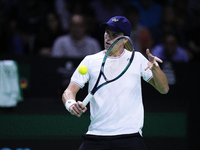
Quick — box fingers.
[77,101,87,111]
[146,48,154,58]
[69,101,87,117]
[145,48,163,71]
[155,57,163,63]
[145,58,161,71]
[145,62,157,71]
[146,48,151,56]
[146,48,163,63]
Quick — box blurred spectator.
[151,5,189,49]
[51,13,101,58]
[54,0,92,32]
[33,11,66,57]
[8,0,50,55]
[175,10,189,48]
[169,0,199,61]
[62,0,104,49]
[151,5,176,45]
[173,0,190,49]
[151,32,190,62]
[54,0,71,31]
[0,0,19,54]
[186,26,200,61]
[0,0,19,21]
[88,0,125,48]
[185,0,200,61]
[125,5,153,57]
[129,0,163,30]
[84,8,104,49]
[187,0,200,28]
[89,0,125,23]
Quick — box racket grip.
[83,93,93,106]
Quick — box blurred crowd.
[0,0,199,62]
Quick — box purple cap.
[100,16,132,37]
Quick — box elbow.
[62,90,67,104]
[160,86,169,94]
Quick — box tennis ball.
[78,65,88,75]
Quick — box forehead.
[105,26,117,34]
[165,35,176,41]
[105,26,124,39]
[71,15,84,24]
[105,26,124,34]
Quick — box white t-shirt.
[71,50,153,136]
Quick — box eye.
[111,33,118,38]
[105,29,110,34]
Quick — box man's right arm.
[62,82,87,117]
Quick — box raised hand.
[145,49,163,71]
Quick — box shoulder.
[84,51,104,61]
[80,51,104,69]
[84,36,101,51]
[134,51,146,58]
[54,34,69,42]
[151,44,164,53]
[174,47,189,61]
[135,51,143,57]
[132,51,148,63]
[151,44,165,59]
[176,47,188,55]
[84,35,100,43]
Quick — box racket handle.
[83,93,93,106]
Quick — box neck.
[71,34,84,42]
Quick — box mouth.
[105,42,111,46]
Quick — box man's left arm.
[145,49,169,94]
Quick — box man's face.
[70,15,86,40]
[104,27,123,50]
[164,35,178,56]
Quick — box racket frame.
[83,36,134,106]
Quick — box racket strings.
[104,53,130,80]
[109,39,124,56]
[124,41,132,51]
[103,37,133,81]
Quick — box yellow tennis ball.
[78,65,88,75]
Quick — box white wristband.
[65,99,76,112]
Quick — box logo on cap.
[100,16,131,36]
[112,18,119,22]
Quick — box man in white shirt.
[51,13,101,58]
[62,16,169,150]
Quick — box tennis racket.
[82,36,135,106]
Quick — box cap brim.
[100,22,122,34]
[100,22,108,28]
[100,22,117,31]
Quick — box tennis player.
[62,16,169,150]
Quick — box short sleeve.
[139,53,153,82]
[71,56,90,88]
